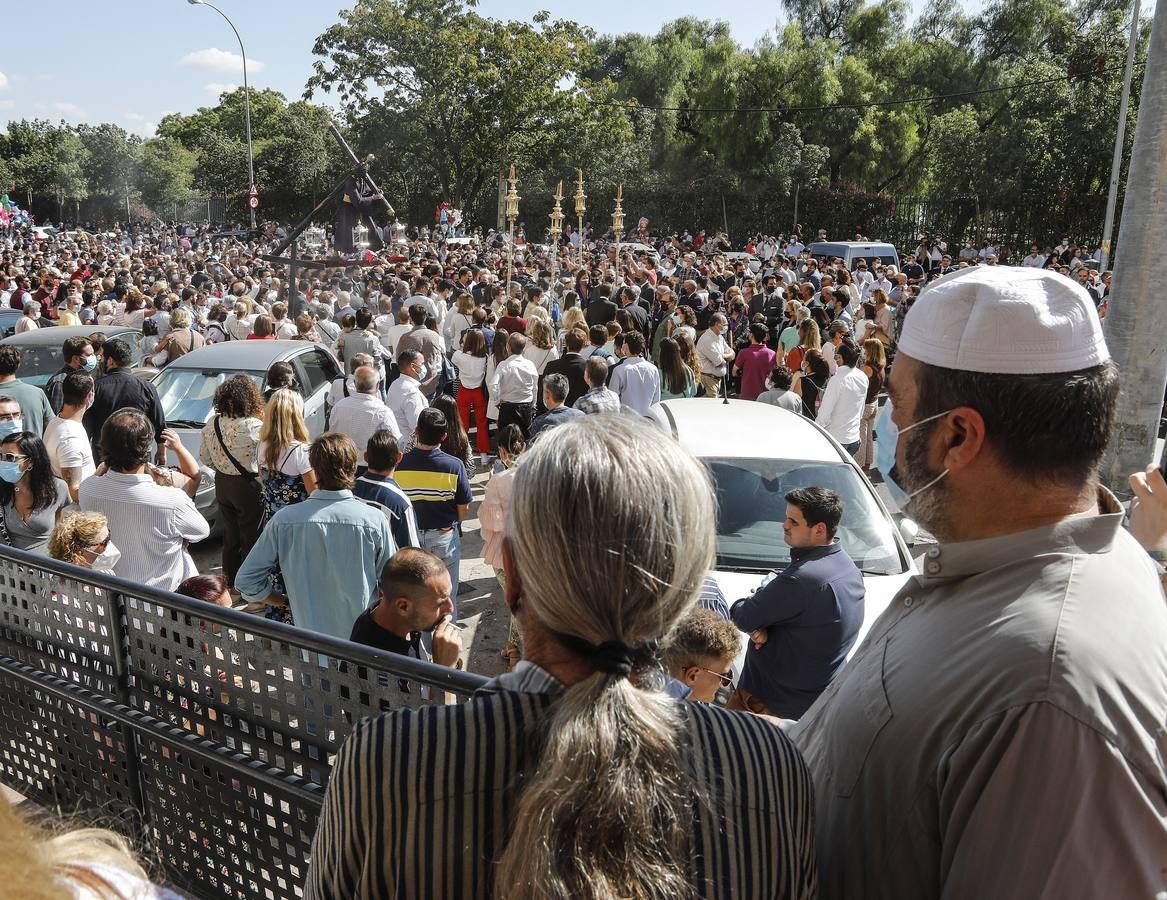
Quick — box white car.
[644,399,917,654]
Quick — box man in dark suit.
[538,329,588,412]
[585,283,618,328]
[617,285,651,340]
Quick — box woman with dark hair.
[793,348,831,420]
[429,394,473,472]
[0,432,70,553]
[199,375,264,591]
[177,573,233,607]
[263,361,297,403]
[204,304,231,344]
[248,315,275,340]
[657,337,696,399]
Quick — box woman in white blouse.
[452,329,491,461]
[522,316,560,375]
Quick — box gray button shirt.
[790,489,1167,899]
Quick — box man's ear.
[681,665,700,687]
[501,537,522,613]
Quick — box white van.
[809,241,900,272]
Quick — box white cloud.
[124,112,146,122]
[0,71,8,90]
[0,100,13,111]
[179,47,264,75]
[204,82,238,96]
[131,122,158,138]
[51,102,86,118]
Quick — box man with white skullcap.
[790,265,1167,899]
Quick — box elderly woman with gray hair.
[152,306,205,366]
[306,415,817,900]
[15,300,40,334]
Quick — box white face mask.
[91,541,121,573]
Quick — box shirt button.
[926,547,940,559]
[926,561,941,574]
[903,596,915,608]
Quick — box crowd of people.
[0,216,1163,899]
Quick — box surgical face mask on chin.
[873,400,952,512]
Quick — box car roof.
[162,340,323,370]
[809,241,898,254]
[646,399,843,461]
[0,325,138,346]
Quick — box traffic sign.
[248,194,260,210]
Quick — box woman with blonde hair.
[48,510,118,572]
[785,317,821,373]
[558,306,586,350]
[523,316,559,375]
[443,292,476,349]
[304,416,816,899]
[856,337,887,473]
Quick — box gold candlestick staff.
[574,169,587,262]
[612,183,625,273]
[549,180,565,300]
[504,163,520,303]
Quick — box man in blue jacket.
[730,486,865,718]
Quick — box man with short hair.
[607,330,660,414]
[791,265,1167,898]
[695,313,735,398]
[663,607,742,703]
[730,486,864,718]
[236,432,396,639]
[815,341,869,455]
[529,373,585,440]
[44,336,96,415]
[574,356,622,415]
[355,428,420,551]
[539,328,588,408]
[78,409,209,590]
[732,322,776,401]
[757,365,805,413]
[579,324,614,363]
[350,548,463,704]
[394,408,473,613]
[489,332,539,437]
[395,304,444,397]
[387,349,429,437]
[1022,244,1045,267]
[0,345,53,436]
[44,371,96,502]
[83,338,166,462]
[329,366,401,465]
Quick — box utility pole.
[1100,0,1141,272]
[1099,0,1167,495]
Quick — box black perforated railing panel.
[0,548,487,900]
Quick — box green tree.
[77,123,141,219]
[137,137,197,213]
[306,0,632,218]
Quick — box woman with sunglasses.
[0,432,69,554]
[48,510,120,573]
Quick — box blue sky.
[0,0,927,136]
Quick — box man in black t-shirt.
[350,547,463,703]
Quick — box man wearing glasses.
[728,486,865,719]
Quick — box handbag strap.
[213,416,253,477]
[0,502,13,547]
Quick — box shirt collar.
[104,470,153,483]
[915,486,1123,583]
[477,660,564,696]
[790,540,842,563]
[309,489,354,501]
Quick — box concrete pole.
[1099,0,1167,495]
[1099,0,1141,272]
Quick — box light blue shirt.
[236,489,396,640]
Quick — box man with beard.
[349,547,463,704]
[790,265,1167,899]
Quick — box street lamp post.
[549,181,564,300]
[574,169,586,263]
[187,0,256,231]
[504,164,520,303]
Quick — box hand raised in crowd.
[432,615,464,669]
[750,628,768,650]
[1128,465,1167,553]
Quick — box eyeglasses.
[697,666,734,687]
[84,532,112,552]
[0,452,26,463]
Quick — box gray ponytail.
[496,415,715,899]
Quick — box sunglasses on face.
[697,666,734,687]
[0,452,26,463]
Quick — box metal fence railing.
[0,545,487,900]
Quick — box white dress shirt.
[78,470,210,590]
[815,365,869,445]
[386,374,428,437]
[489,355,539,404]
[696,329,732,376]
[608,356,661,414]
[329,391,401,455]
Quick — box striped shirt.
[394,447,472,531]
[304,662,818,899]
[354,473,421,549]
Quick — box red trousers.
[457,384,491,452]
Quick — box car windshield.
[705,457,905,576]
[155,368,264,426]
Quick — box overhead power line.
[598,61,1137,115]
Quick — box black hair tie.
[590,640,636,678]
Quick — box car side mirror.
[898,518,920,548]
